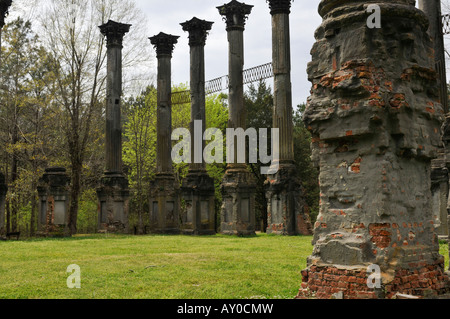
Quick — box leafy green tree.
[122,86,157,234]
[294,104,319,223]
[244,80,273,231]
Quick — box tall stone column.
[97,20,130,234]
[265,0,312,236]
[419,0,449,240]
[179,17,216,235]
[217,0,256,236]
[298,0,450,299]
[148,32,181,234]
[0,1,12,237]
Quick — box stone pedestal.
[97,20,130,233]
[148,174,180,234]
[266,163,312,235]
[148,32,181,234]
[217,0,256,236]
[97,172,129,233]
[298,0,450,299]
[180,172,215,235]
[220,168,256,236]
[265,0,312,235]
[37,168,70,237]
[179,17,216,235]
[0,173,7,236]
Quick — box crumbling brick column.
[299,0,450,299]
[148,32,181,234]
[179,17,216,235]
[37,167,70,237]
[264,0,312,236]
[217,0,256,236]
[97,20,131,234]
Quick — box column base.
[298,249,450,299]
[265,162,313,235]
[220,167,256,236]
[181,170,216,235]
[148,173,181,234]
[97,172,130,234]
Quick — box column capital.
[267,0,292,15]
[217,0,253,31]
[180,17,213,47]
[99,20,131,48]
[149,32,179,58]
[0,0,12,28]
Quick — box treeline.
[0,9,318,236]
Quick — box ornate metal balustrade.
[171,62,273,105]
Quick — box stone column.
[265,0,312,235]
[298,0,450,299]
[37,168,70,237]
[0,1,12,237]
[97,20,130,234]
[419,0,449,240]
[179,17,216,235]
[148,32,181,234]
[217,0,256,236]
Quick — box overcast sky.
[135,0,322,107]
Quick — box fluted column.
[217,0,256,236]
[179,17,216,235]
[148,32,181,234]
[96,20,131,234]
[265,0,312,236]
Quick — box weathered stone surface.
[149,174,180,234]
[97,20,130,233]
[180,172,216,235]
[37,167,71,237]
[180,17,216,235]
[148,32,181,234]
[218,0,256,236]
[298,0,450,299]
[265,0,312,235]
[96,172,129,233]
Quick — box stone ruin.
[180,17,216,235]
[298,0,450,298]
[265,0,313,235]
[37,167,70,237]
[148,32,182,234]
[96,20,131,234]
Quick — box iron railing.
[171,62,273,105]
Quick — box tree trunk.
[68,160,82,235]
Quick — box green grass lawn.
[0,233,314,299]
[1,234,448,299]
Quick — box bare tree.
[34,0,152,234]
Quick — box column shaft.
[156,55,173,174]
